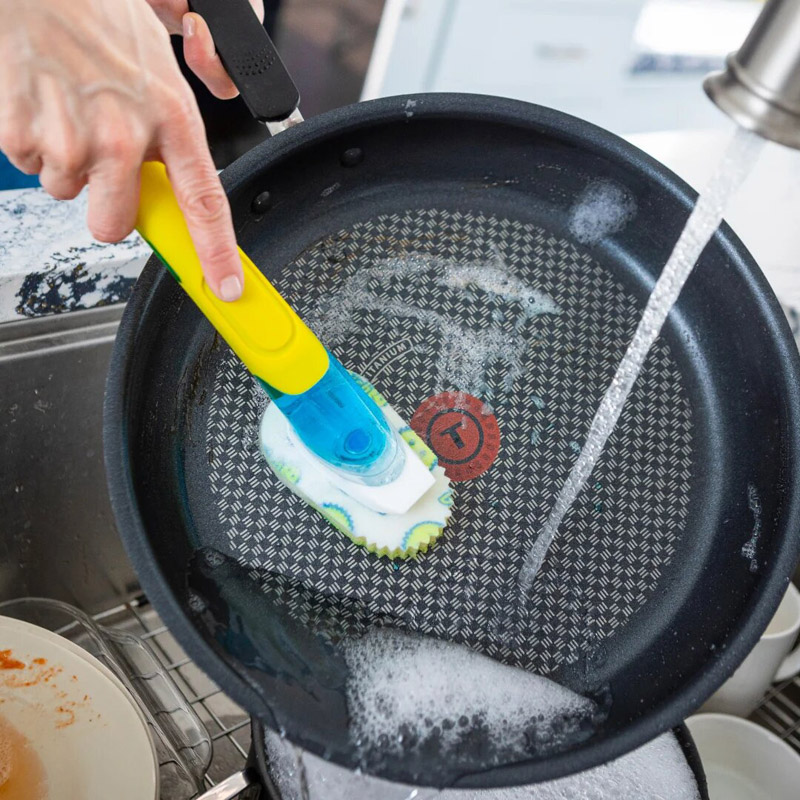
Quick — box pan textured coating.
[201,207,693,675]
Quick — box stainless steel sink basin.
[0,305,138,610]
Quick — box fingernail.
[183,15,196,37]
[219,275,243,301]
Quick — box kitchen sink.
[0,305,136,611]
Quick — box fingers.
[0,114,41,175]
[36,75,90,200]
[0,29,39,175]
[7,151,42,176]
[143,0,186,34]
[0,94,41,175]
[159,95,243,301]
[0,57,89,203]
[182,13,239,100]
[250,0,265,23]
[39,162,87,200]
[146,0,264,33]
[86,109,148,242]
[180,0,264,98]
[87,164,141,242]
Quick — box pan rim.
[104,91,800,788]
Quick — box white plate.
[0,615,158,799]
[686,713,800,800]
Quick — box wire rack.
[92,595,253,797]
[751,674,800,753]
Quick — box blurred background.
[0,1,767,181]
[186,0,766,166]
[277,0,760,129]
[245,0,798,309]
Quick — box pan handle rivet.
[340,147,364,167]
[251,191,272,215]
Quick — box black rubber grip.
[188,0,300,122]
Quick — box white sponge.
[259,377,453,558]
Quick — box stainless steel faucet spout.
[704,0,800,150]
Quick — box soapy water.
[519,127,764,596]
[261,628,645,797]
[568,179,637,246]
[741,484,762,573]
[310,252,559,402]
[265,687,698,800]
[265,731,700,800]
[342,629,599,771]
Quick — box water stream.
[519,127,764,596]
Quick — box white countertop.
[0,187,149,324]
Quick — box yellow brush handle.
[136,162,328,396]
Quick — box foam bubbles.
[741,484,761,572]
[343,629,596,767]
[309,252,559,400]
[513,733,701,800]
[436,260,559,326]
[264,724,701,800]
[568,179,637,246]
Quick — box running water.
[519,127,764,596]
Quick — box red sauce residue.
[2,651,94,734]
[55,703,76,729]
[2,659,62,691]
[0,652,24,671]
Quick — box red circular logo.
[410,392,500,482]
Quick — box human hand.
[145,0,264,99]
[0,0,245,300]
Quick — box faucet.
[704,0,800,149]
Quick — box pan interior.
[114,101,800,787]
[194,206,693,680]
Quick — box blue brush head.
[267,352,405,486]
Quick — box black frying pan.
[104,0,800,790]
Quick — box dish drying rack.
[1,594,254,800]
[13,592,798,800]
[752,673,800,752]
[92,596,255,796]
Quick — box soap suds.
[343,629,596,767]
[435,260,559,329]
[265,721,700,800]
[741,484,761,573]
[515,732,701,800]
[568,179,637,245]
[310,253,559,400]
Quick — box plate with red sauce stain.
[0,616,157,799]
